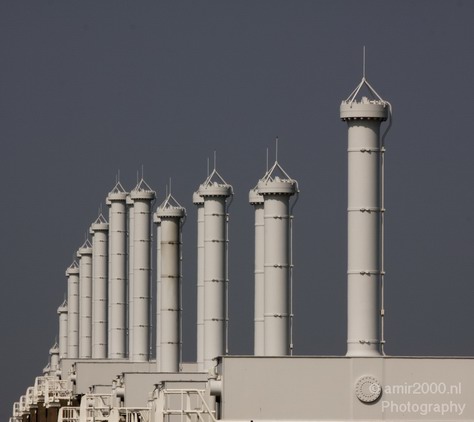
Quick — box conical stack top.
[157,192,186,218]
[90,213,109,232]
[49,342,59,355]
[198,168,232,198]
[107,180,128,202]
[130,177,156,200]
[257,160,297,196]
[78,239,92,256]
[340,75,388,121]
[66,260,79,276]
[249,186,264,205]
[57,299,68,314]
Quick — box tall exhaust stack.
[130,178,155,362]
[257,160,297,356]
[156,192,186,372]
[127,195,135,360]
[49,343,60,376]
[153,211,162,366]
[198,168,233,370]
[57,300,68,360]
[66,262,80,358]
[90,214,109,358]
[340,75,389,357]
[106,182,128,359]
[192,191,204,371]
[249,187,264,356]
[78,240,93,359]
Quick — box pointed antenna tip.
[362,46,366,80]
[275,137,279,163]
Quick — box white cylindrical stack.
[127,195,135,360]
[66,262,80,358]
[258,173,297,356]
[153,212,162,367]
[199,176,232,370]
[193,191,205,371]
[57,300,68,360]
[130,180,155,362]
[249,188,265,356]
[78,241,93,359]
[157,194,186,372]
[107,184,128,359]
[91,216,109,358]
[341,96,388,357]
[49,343,60,376]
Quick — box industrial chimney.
[198,168,233,370]
[57,300,68,360]
[192,191,205,371]
[66,262,80,359]
[249,187,264,356]
[156,192,186,372]
[153,211,161,366]
[340,75,390,357]
[90,214,109,358]
[49,343,60,376]
[257,161,297,356]
[127,195,135,360]
[130,178,155,362]
[106,181,128,359]
[78,240,93,359]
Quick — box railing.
[58,406,113,422]
[12,402,20,417]
[44,378,74,406]
[158,389,216,422]
[26,386,35,407]
[111,408,150,422]
[19,395,27,412]
[58,389,215,422]
[58,394,114,422]
[58,406,80,422]
[34,376,58,402]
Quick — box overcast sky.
[1,1,474,419]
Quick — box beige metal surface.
[219,356,474,421]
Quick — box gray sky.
[1,1,474,419]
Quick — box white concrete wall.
[220,356,474,421]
